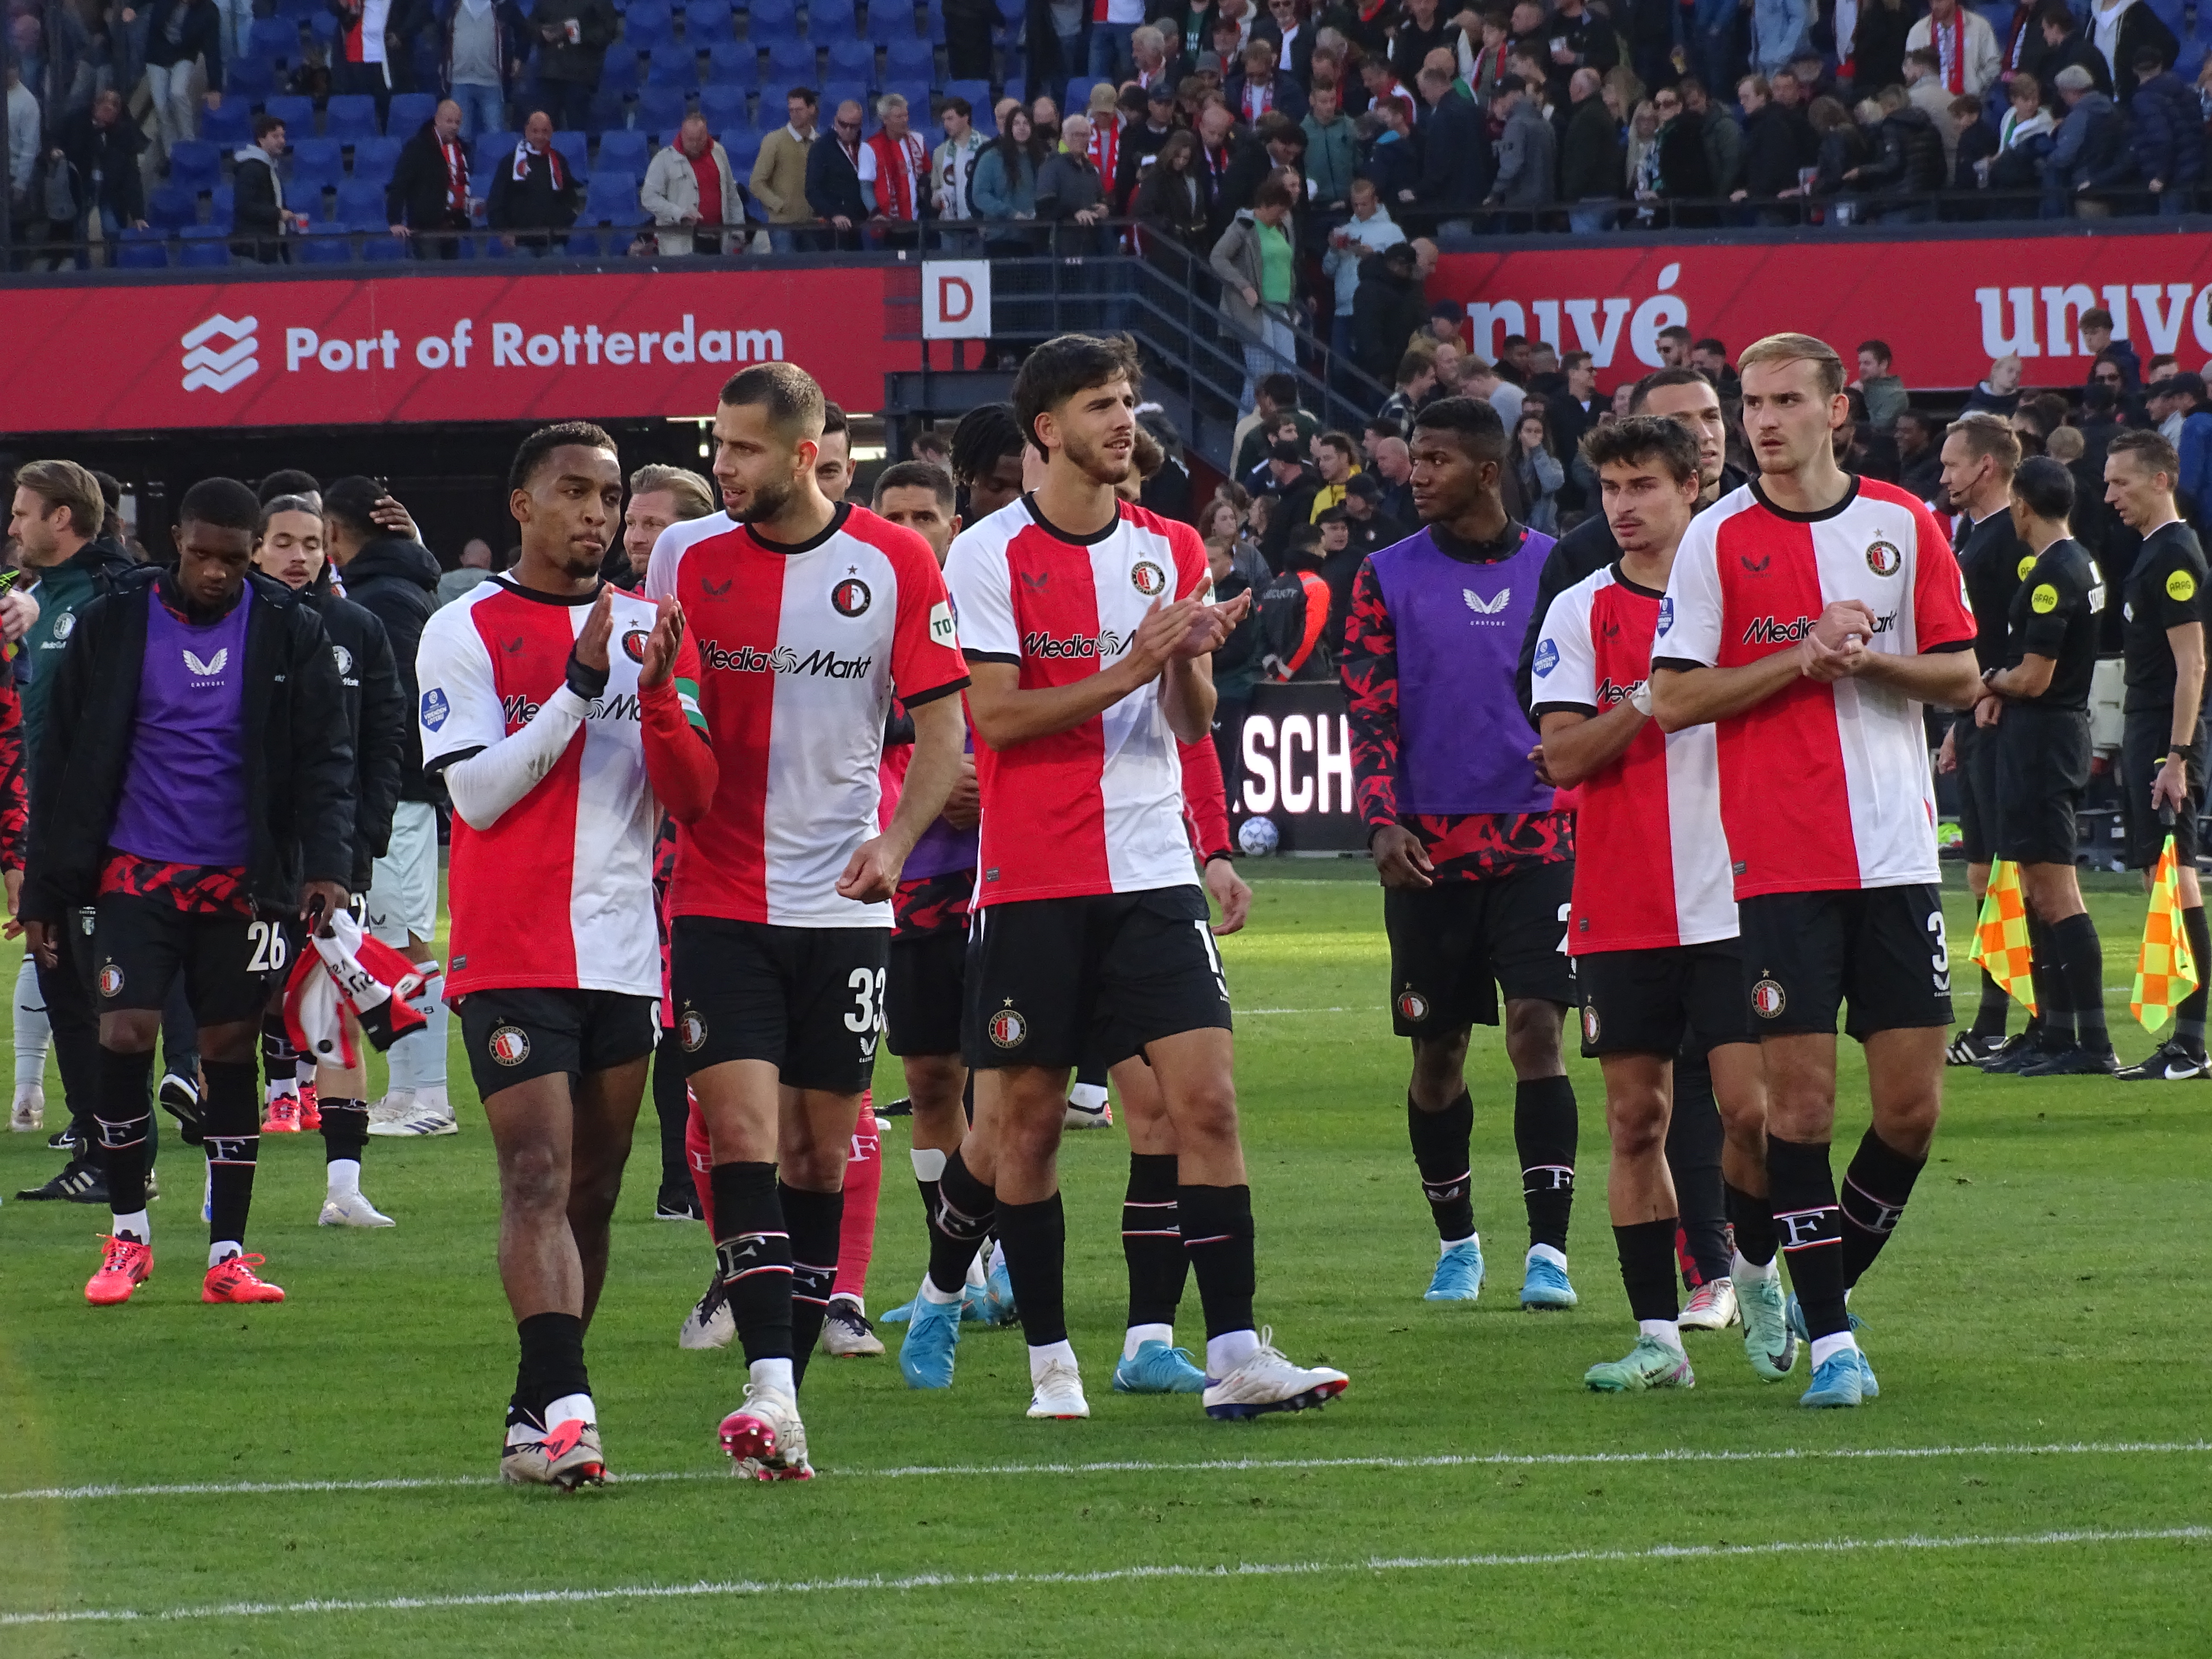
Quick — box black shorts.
[1995,704,2091,867]
[1384,861,1575,1038]
[671,917,888,1095]
[92,896,279,1025]
[1954,715,2001,865]
[1736,884,1952,1042]
[458,987,658,1101]
[2120,707,2207,869]
[886,928,965,1058]
[962,886,1232,1071]
[1575,940,1753,1059]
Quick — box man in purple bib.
[1339,396,1583,1314]
[20,477,356,1310]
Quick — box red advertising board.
[0,265,911,431]
[1434,233,2212,390]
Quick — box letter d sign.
[922,260,992,340]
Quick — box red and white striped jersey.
[1654,478,1976,897]
[646,504,968,927]
[1531,565,1734,952]
[943,495,1211,907]
[416,578,704,998]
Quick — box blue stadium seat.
[867,1,918,43]
[699,82,751,130]
[597,128,650,172]
[167,138,222,192]
[822,78,867,115]
[146,182,197,229]
[179,224,233,266]
[635,84,692,137]
[766,35,818,83]
[309,8,337,43]
[591,87,633,127]
[203,99,253,148]
[116,228,170,268]
[826,38,876,82]
[211,184,234,225]
[885,77,931,116]
[748,0,798,34]
[248,16,298,61]
[335,177,386,221]
[326,93,382,141]
[1064,75,1101,111]
[552,128,591,177]
[289,136,345,193]
[299,224,358,263]
[927,3,947,44]
[600,47,643,89]
[225,54,276,100]
[707,40,761,86]
[724,126,763,171]
[625,0,674,46]
[885,36,932,80]
[386,91,438,134]
[583,169,644,222]
[1000,75,1024,105]
[966,95,996,136]
[274,0,320,20]
[473,129,521,178]
[350,135,401,181]
[809,0,857,37]
[945,76,990,115]
[263,93,315,134]
[360,223,409,259]
[686,0,733,40]
[647,44,701,86]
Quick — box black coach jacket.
[21,567,357,924]
[304,577,407,895]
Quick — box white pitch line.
[1237,1006,1365,1015]
[3,1524,2204,1628]
[2,1439,2202,1506]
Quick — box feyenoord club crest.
[489,1025,532,1066]
[97,963,125,998]
[332,644,354,676]
[621,628,650,663]
[680,1007,708,1052]
[1396,989,1430,1022]
[1581,1005,1600,1044]
[1865,539,1902,577]
[55,611,77,641]
[987,1001,1027,1049]
[1752,978,1787,1019]
[831,576,873,617]
[1130,560,1167,597]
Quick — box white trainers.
[719,1383,812,1480]
[821,1299,884,1356]
[9,1084,44,1133]
[1062,1082,1114,1130]
[366,1089,415,1129]
[1678,1277,1739,1332]
[1026,1355,1091,1419]
[678,1270,735,1350]
[1202,1329,1350,1420]
[368,1091,457,1138]
[318,1191,396,1227]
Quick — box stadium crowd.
[9,0,2212,268]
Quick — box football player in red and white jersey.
[645,364,968,1480]
[1531,418,1786,1396]
[942,332,1346,1423]
[416,423,717,1488]
[1651,334,1982,1410]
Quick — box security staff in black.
[1975,457,2114,1078]
[2104,428,2212,1077]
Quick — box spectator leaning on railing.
[642,114,745,256]
[972,102,1040,248]
[749,87,818,252]
[2126,46,2201,214]
[231,112,301,264]
[388,98,478,259]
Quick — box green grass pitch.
[0,866,2206,1656]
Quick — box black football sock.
[1122,1152,1188,1329]
[1838,1126,1928,1290]
[319,1097,369,1164]
[1766,1135,1848,1342]
[1515,1075,1578,1252]
[1613,1218,1680,1324]
[651,1051,690,1196]
[926,1147,993,1295]
[1725,1181,1778,1267]
[93,1044,156,1224]
[516,1310,589,1417]
[1665,1058,1730,1286]
[2054,912,2110,1057]
[1406,1089,1475,1244]
[779,1181,843,1389]
[1179,1182,1257,1340]
[995,1192,1069,1348]
[260,1012,297,1098]
[2178,906,2211,1055]
[201,1059,260,1250]
[710,1161,792,1364]
[1971,966,2011,1038]
[2027,913,2069,1046]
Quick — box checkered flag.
[2131,835,2199,1033]
[1971,859,2036,1017]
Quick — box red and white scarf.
[1241,76,1274,121]
[440,136,469,215]
[1933,6,1969,93]
[864,128,925,220]
[1088,113,1121,183]
[512,140,567,186]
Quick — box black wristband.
[1203,848,1235,866]
[565,648,610,702]
[2168,743,2200,763]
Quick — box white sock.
[1527,1242,1568,1272]
[111,1208,151,1243]
[416,985,450,1088]
[919,1272,964,1306]
[14,954,52,1090]
[294,1056,315,1088]
[1639,1317,1685,1354]
[1028,1340,1078,1381]
[911,1147,947,1181]
[1067,1081,1108,1112]
[748,1356,795,1397]
[1809,1330,1860,1368]
[1731,1249,1778,1283]
[1123,1322,1173,1359]
[385,1022,420,1093]
[326,1158,361,1200]
[1441,1230,1479,1257]
[1206,1328,1260,1374]
[266,1077,298,1103]
[544,1391,595,1427]
[209,1240,242,1268]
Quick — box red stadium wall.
[1434,234,2212,390]
[0,265,911,432]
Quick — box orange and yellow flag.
[1971,859,2036,1016]
[2131,835,2199,1032]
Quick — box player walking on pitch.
[942,332,1347,1422]
[1650,333,1981,1409]
[416,424,717,1487]
[646,365,967,1479]
[1531,418,1790,1393]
